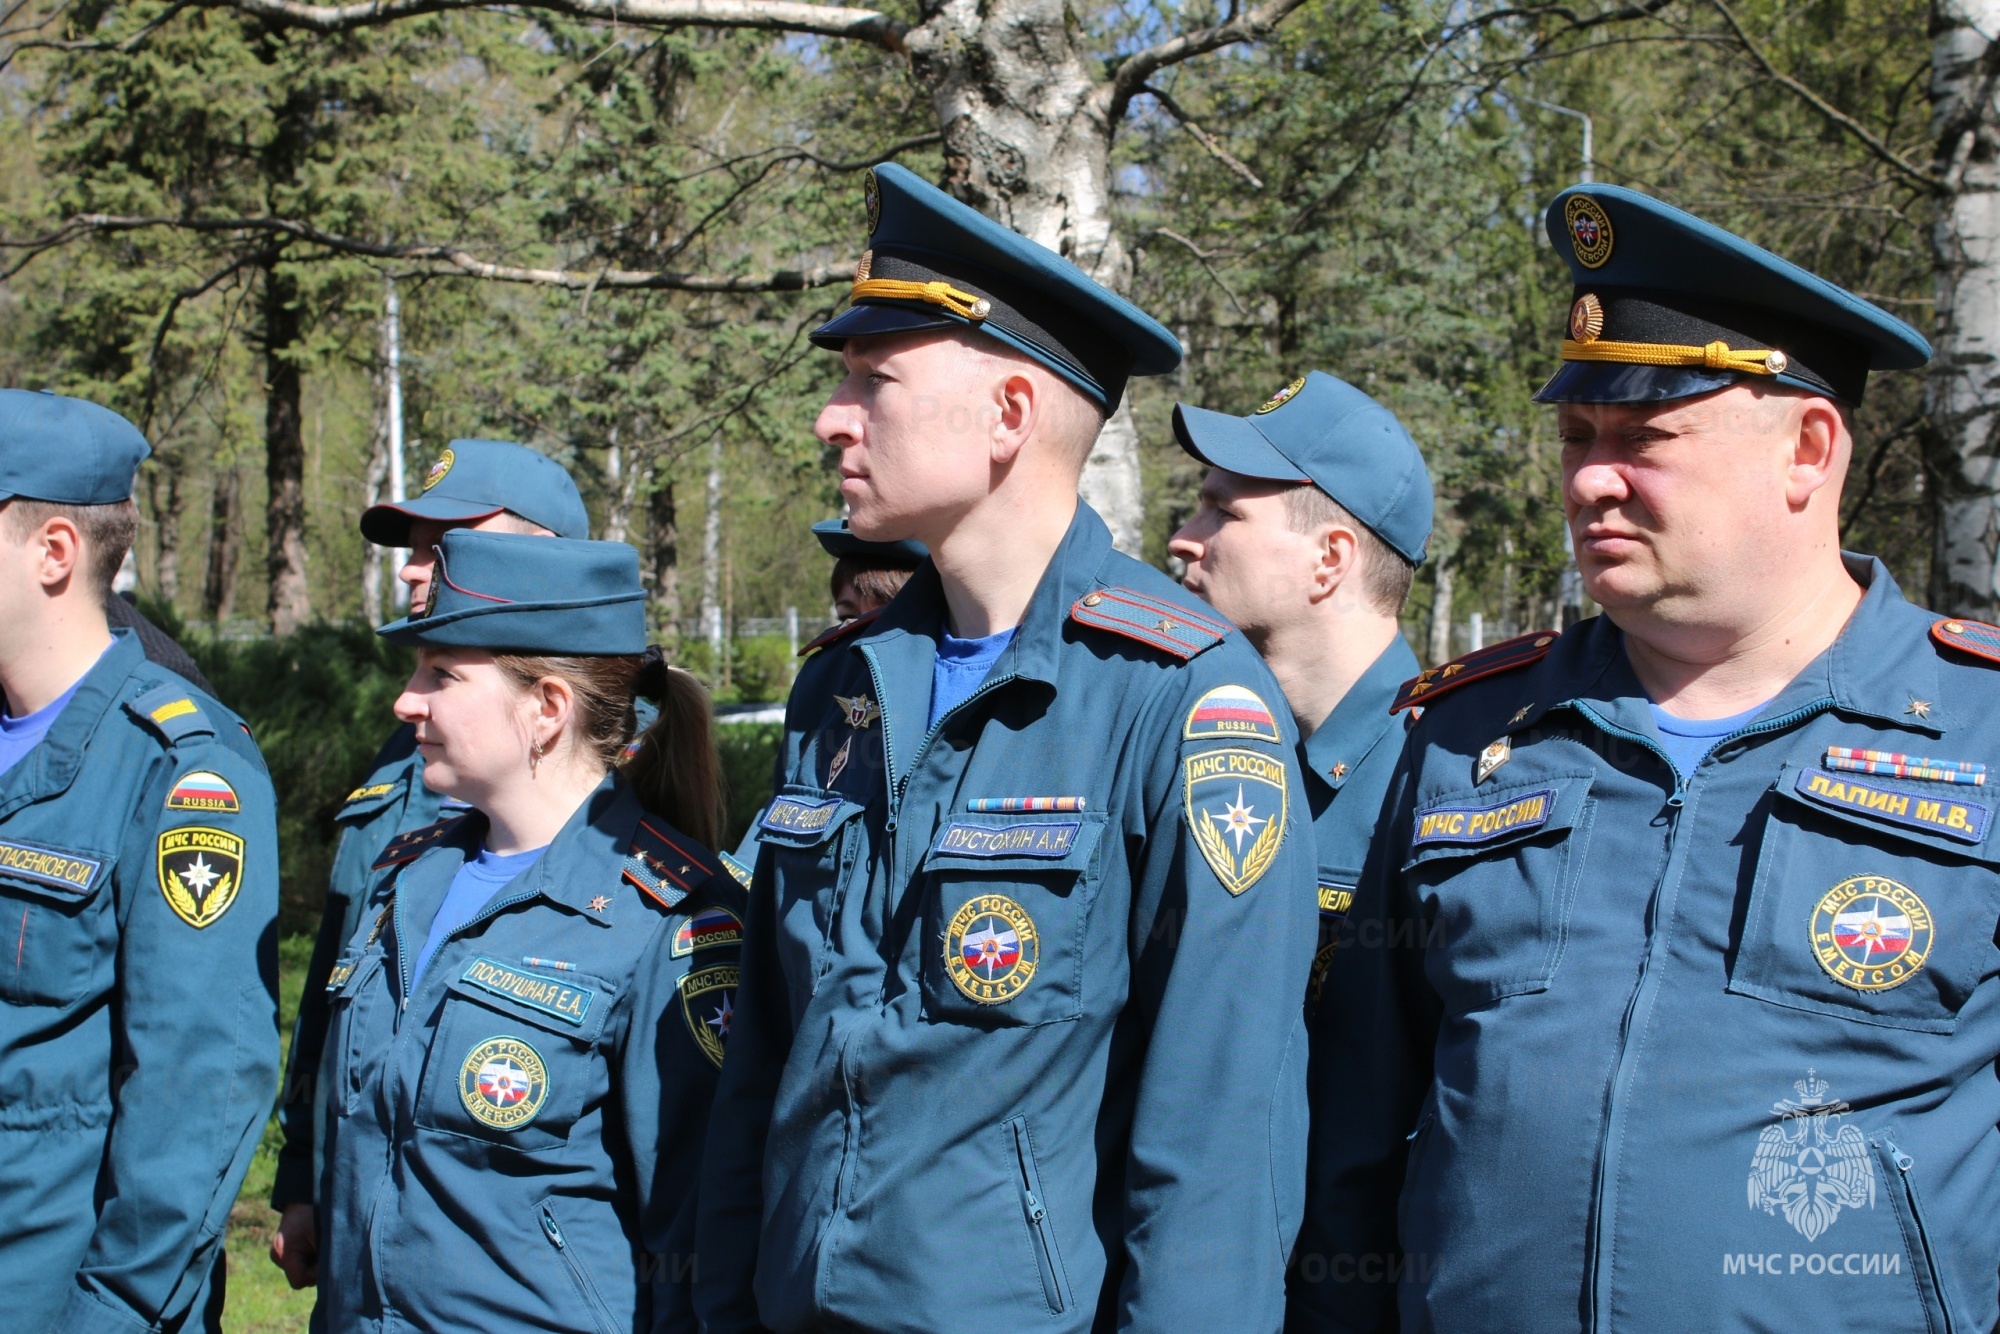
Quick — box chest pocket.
[326,946,392,1118]
[0,837,116,1007]
[1729,763,2000,1033]
[755,786,867,1003]
[1403,774,1595,1015]
[415,961,617,1154]
[920,813,1109,1028]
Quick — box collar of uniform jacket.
[401,775,637,929]
[1503,554,1948,739]
[0,630,146,818]
[1305,631,1419,792]
[829,503,1114,787]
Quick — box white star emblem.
[706,995,733,1039]
[1210,784,1267,853]
[178,854,220,896]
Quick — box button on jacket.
[1295,557,2000,1332]
[274,722,445,1210]
[698,504,1319,1334]
[1301,636,1418,1014]
[318,775,741,1334]
[0,630,278,1334]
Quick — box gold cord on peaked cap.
[848,278,992,322]
[1558,337,1789,376]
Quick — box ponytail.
[620,646,726,850]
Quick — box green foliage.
[731,635,798,704]
[718,722,782,850]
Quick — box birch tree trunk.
[1427,554,1454,667]
[1930,0,2000,616]
[647,477,681,633]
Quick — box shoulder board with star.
[125,682,216,745]
[1392,630,1559,714]
[623,815,738,914]
[1069,586,1229,660]
[1931,617,2000,667]
[370,812,473,870]
[799,609,884,658]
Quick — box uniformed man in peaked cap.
[1290,185,2000,1333]
[0,390,278,1333]
[269,437,589,1293]
[697,163,1317,1333]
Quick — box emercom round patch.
[422,448,455,492]
[1565,194,1615,269]
[944,894,1039,1005]
[1811,875,1934,992]
[459,1035,549,1129]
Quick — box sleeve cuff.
[50,1284,157,1334]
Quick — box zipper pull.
[540,1204,565,1247]
[1884,1137,1914,1172]
[1023,1191,1046,1223]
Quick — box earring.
[530,739,545,775]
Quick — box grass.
[223,933,317,1333]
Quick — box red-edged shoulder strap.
[1391,630,1559,714]
[1932,617,2000,665]
[1069,586,1230,660]
[799,608,883,658]
[622,815,723,911]
[370,812,473,870]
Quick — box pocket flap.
[0,837,114,904]
[754,788,865,850]
[1403,775,1591,870]
[1778,763,1999,861]
[444,957,616,1044]
[923,812,1108,875]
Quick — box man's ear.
[32,516,83,591]
[1311,523,1362,604]
[993,371,1036,465]
[1785,396,1848,510]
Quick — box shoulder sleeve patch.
[1070,587,1229,660]
[1931,617,2000,666]
[800,609,883,658]
[1392,630,1559,714]
[370,812,472,870]
[623,815,727,912]
[126,683,216,744]
[1184,683,1283,743]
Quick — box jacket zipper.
[540,1201,622,1334]
[1009,1117,1069,1314]
[1878,1137,1957,1334]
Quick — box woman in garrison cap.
[311,529,744,1334]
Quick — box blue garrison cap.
[1173,372,1432,564]
[0,390,150,504]
[360,439,588,547]
[812,518,926,564]
[1536,184,1930,406]
[810,164,1183,409]
[377,530,646,653]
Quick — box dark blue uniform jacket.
[0,630,278,1333]
[696,504,1319,1333]
[317,775,742,1334]
[1292,557,2000,1333]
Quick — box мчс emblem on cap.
[422,448,455,492]
[1564,194,1615,269]
[944,894,1040,1004]
[157,826,245,929]
[1254,377,1306,415]
[459,1035,549,1128]
[1811,874,1934,992]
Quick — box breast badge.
[1811,875,1933,992]
[157,826,245,928]
[833,693,880,730]
[1184,748,1288,895]
[944,894,1039,1004]
[680,965,739,1068]
[1747,1069,1875,1241]
[459,1036,549,1129]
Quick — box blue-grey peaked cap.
[377,529,647,653]
[1172,371,1433,564]
[1535,184,1929,406]
[0,390,151,504]
[811,163,1184,410]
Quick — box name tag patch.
[459,956,595,1026]
[933,820,1081,859]
[0,838,106,894]
[1413,789,1555,847]
[1793,769,1990,845]
[761,795,842,835]
[1318,883,1355,921]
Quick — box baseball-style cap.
[0,390,151,504]
[376,529,646,653]
[1173,371,1433,564]
[360,439,588,547]
[811,518,927,564]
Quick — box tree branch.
[183,0,907,49]
[1150,227,1246,314]
[1708,0,1942,195]
[1140,85,1262,189]
[1108,0,1311,119]
[1,214,854,291]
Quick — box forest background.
[0,0,1980,1322]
